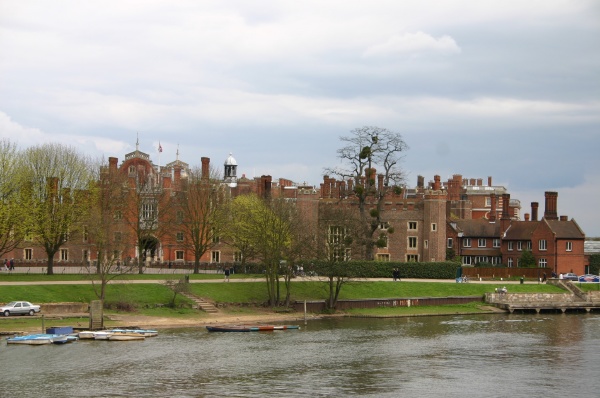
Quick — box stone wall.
[486,293,574,304]
[40,302,88,314]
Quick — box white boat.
[93,331,114,340]
[107,333,145,341]
[109,328,158,337]
[78,331,97,339]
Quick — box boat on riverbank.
[206,324,300,332]
[6,334,70,345]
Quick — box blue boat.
[6,334,70,345]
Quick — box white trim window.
[447,238,453,248]
[463,238,471,248]
[539,239,547,251]
[508,258,514,267]
[478,238,486,248]
[493,239,500,248]
[508,242,513,251]
[539,258,547,268]
[408,237,417,249]
[408,221,417,230]
[566,241,572,252]
[517,241,522,251]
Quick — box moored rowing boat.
[206,324,300,332]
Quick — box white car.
[0,301,41,316]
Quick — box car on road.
[0,301,41,316]
[562,273,579,281]
[578,274,600,283]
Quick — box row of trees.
[0,126,410,309]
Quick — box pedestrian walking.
[224,267,230,282]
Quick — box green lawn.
[0,280,564,306]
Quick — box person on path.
[224,267,230,282]
[9,258,14,270]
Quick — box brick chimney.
[417,175,424,189]
[201,157,210,180]
[433,175,441,191]
[378,174,384,192]
[500,193,511,231]
[560,215,568,221]
[488,176,492,187]
[543,191,558,220]
[524,213,530,221]
[531,202,539,221]
[109,157,118,173]
[489,193,497,222]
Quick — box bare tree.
[120,162,172,274]
[312,205,364,310]
[171,165,223,274]
[85,158,137,301]
[324,126,408,260]
[21,143,95,275]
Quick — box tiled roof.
[545,220,585,239]
[451,219,502,237]
[504,222,539,240]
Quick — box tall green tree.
[225,194,296,307]
[21,143,95,275]
[0,139,29,261]
[325,126,408,260]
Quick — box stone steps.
[180,292,219,313]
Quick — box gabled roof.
[503,221,539,240]
[450,219,502,238]
[545,219,585,239]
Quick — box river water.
[2,313,599,398]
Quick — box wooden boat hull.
[206,324,300,332]
[108,334,145,341]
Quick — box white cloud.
[363,31,461,58]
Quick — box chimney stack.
[531,202,539,221]
[501,194,511,220]
[488,176,492,187]
[433,175,441,191]
[524,213,530,221]
[543,192,558,220]
[560,215,568,221]
[489,193,497,222]
[109,157,118,173]
[201,157,210,180]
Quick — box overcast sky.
[1,1,599,236]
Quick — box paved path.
[0,276,531,285]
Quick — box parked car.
[578,274,600,283]
[562,273,579,281]
[0,301,41,316]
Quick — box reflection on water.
[2,314,599,397]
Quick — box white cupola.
[224,152,237,187]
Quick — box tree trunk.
[46,255,55,275]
